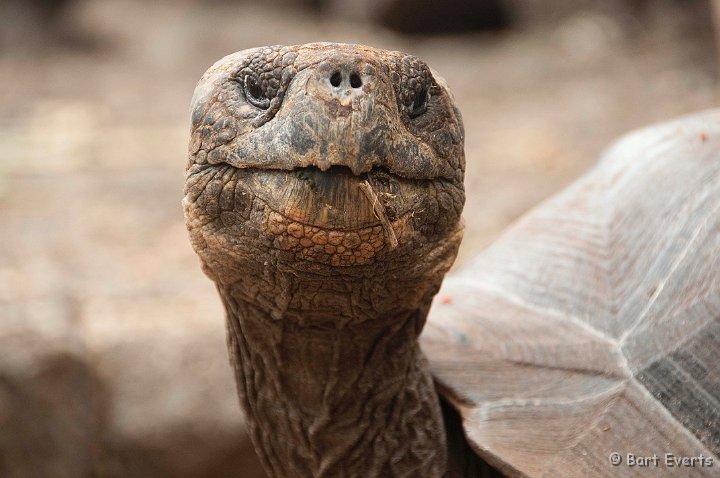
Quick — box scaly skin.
[183,43,465,477]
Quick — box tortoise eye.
[409,87,428,118]
[243,75,270,110]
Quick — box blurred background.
[0,1,718,477]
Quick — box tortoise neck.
[219,287,448,478]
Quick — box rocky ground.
[0,0,717,476]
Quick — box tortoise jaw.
[199,164,407,267]
[237,165,403,231]
[185,153,463,271]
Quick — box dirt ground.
[0,0,717,475]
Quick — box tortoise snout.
[328,69,363,90]
[310,56,379,105]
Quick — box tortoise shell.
[424,110,720,477]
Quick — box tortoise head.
[183,43,465,321]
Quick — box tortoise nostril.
[350,73,362,88]
[330,71,342,87]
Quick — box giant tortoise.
[183,43,719,477]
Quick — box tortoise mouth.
[198,145,420,181]
[293,163,394,180]
[192,161,415,230]
[184,159,459,268]
[239,164,415,266]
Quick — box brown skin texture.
[183,43,465,477]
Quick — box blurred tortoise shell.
[424,110,720,476]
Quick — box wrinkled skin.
[183,43,465,478]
